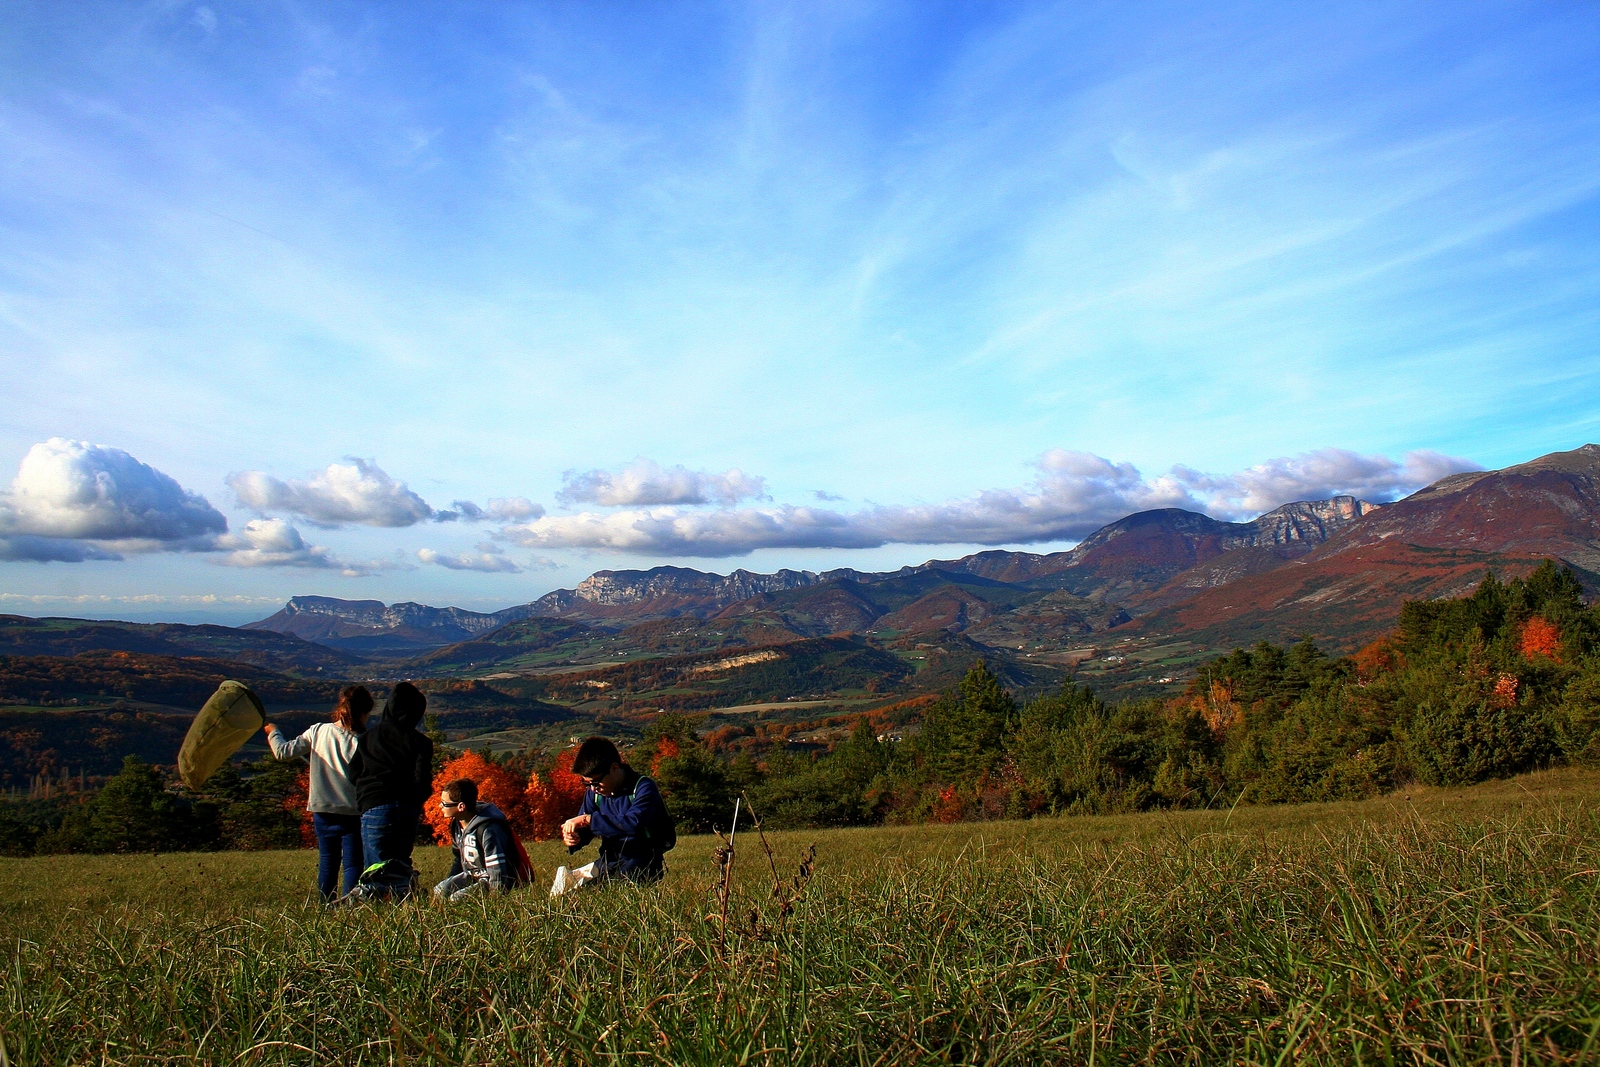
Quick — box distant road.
[710,697,875,715]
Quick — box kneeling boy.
[433,778,528,900]
[559,737,675,887]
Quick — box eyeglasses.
[439,798,464,809]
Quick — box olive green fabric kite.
[177,681,266,789]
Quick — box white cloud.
[499,446,1481,557]
[1171,448,1483,516]
[227,458,433,527]
[214,518,378,576]
[0,592,281,607]
[434,497,544,523]
[417,544,524,573]
[0,438,228,561]
[556,459,768,507]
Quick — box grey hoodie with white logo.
[436,802,522,899]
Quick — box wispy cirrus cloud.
[227,459,433,528]
[0,592,282,607]
[556,459,768,507]
[497,447,1481,557]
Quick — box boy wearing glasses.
[432,777,526,900]
[557,736,675,888]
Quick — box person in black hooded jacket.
[346,681,433,900]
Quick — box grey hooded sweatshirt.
[444,802,522,894]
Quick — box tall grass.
[4,770,1600,1064]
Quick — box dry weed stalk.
[710,797,741,952]
[741,794,818,939]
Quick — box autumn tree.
[423,750,532,842]
[524,748,586,840]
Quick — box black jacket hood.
[383,682,427,730]
[353,681,434,810]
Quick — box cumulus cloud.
[0,438,228,561]
[434,497,544,523]
[497,446,1480,557]
[556,459,767,507]
[1172,448,1481,515]
[215,519,379,576]
[227,458,433,527]
[417,544,524,573]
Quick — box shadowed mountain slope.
[246,596,536,654]
[0,615,362,674]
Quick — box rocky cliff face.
[571,566,821,606]
[1227,496,1383,550]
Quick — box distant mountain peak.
[246,595,537,654]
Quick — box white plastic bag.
[550,857,609,897]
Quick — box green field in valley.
[4,769,1600,1065]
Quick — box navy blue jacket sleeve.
[568,789,597,852]
[588,776,664,838]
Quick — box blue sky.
[2,1,1597,623]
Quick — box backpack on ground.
[466,819,536,887]
[510,834,536,886]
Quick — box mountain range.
[243,596,539,654]
[235,445,1600,676]
[7,443,1598,783]
[7,443,1596,702]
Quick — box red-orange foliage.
[1353,638,1398,683]
[1491,674,1520,710]
[1520,616,1562,662]
[524,748,586,841]
[287,767,315,848]
[933,785,963,824]
[1197,680,1241,738]
[424,751,533,843]
[700,724,748,750]
[650,738,680,776]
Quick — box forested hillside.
[6,562,1596,855]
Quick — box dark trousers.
[312,812,362,900]
[359,803,420,899]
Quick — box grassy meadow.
[4,771,1600,1065]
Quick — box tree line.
[655,561,1600,827]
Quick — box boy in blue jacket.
[559,737,675,885]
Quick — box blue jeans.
[312,812,362,901]
[358,803,420,899]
